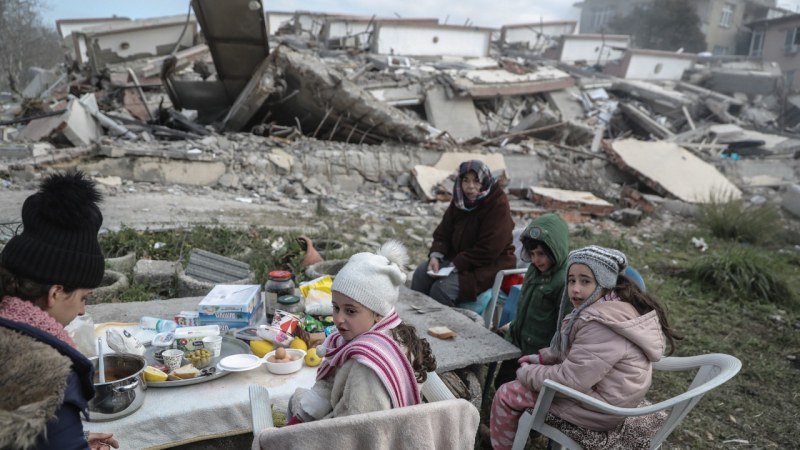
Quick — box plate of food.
[144,336,251,387]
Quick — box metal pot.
[88,353,147,421]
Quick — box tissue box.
[197,285,263,329]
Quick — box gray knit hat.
[568,245,627,290]
[332,240,409,316]
[550,245,627,355]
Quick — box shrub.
[689,246,794,304]
[697,192,782,244]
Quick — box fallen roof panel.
[605,139,742,203]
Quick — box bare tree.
[0,0,63,93]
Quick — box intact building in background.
[575,0,784,55]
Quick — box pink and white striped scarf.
[316,309,420,408]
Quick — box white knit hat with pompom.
[331,240,409,316]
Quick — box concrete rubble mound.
[2,3,800,227]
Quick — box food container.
[277,294,304,315]
[174,325,221,352]
[257,309,301,346]
[264,348,306,375]
[265,271,295,321]
[88,353,147,422]
[198,284,263,329]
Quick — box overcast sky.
[40,0,800,30]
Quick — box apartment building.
[575,0,779,54]
[748,14,800,89]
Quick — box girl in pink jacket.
[489,245,681,450]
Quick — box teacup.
[162,349,184,372]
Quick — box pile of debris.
[2,1,800,224]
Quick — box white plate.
[217,353,266,372]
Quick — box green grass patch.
[697,192,782,244]
[689,245,795,305]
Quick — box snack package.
[304,288,333,315]
[299,275,332,298]
[106,328,146,356]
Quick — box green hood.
[520,213,569,272]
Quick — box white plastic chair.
[483,268,527,329]
[511,353,743,450]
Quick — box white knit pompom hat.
[332,240,409,316]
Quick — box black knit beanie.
[0,171,104,288]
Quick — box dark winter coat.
[0,317,95,450]
[506,213,571,355]
[429,185,516,302]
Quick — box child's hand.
[517,353,541,366]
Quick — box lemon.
[304,348,322,367]
[250,340,274,358]
[144,366,168,382]
[289,338,308,351]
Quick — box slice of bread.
[427,326,456,339]
[173,364,201,379]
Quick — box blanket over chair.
[252,398,479,450]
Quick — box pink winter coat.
[517,300,666,431]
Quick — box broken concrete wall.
[500,21,576,49]
[77,15,197,71]
[604,49,696,81]
[543,34,630,64]
[56,17,131,63]
[266,11,296,35]
[322,17,439,48]
[705,67,783,96]
[372,23,493,58]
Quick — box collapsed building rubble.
[2,2,800,226]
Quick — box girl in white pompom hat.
[286,240,437,424]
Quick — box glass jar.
[277,294,304,316]
[265,270,294,322]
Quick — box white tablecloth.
[82,365,317,450]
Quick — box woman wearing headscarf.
[0,171,119,450]
[411,160,516,306]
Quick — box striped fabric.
[317,309,420,408]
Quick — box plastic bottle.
[139,316,178,333]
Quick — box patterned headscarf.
[453,160,495,211]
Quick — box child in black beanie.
[0,171,119,450]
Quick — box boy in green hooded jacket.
[495,213,570,389]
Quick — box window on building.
[713,45,729,55]
[719,3,735,28]
[785,27,800,53]
[592,7,614,29]
[750,31,764,57]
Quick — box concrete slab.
[544,87,585,122]
[223,56,278,132]
[447,66,575,99]
[423,86,481,141]
[411,165,453,202]
[605,139,742,203]
[16,96,101,147]
[729,159,796,187]
[524,186,614,216]
[185,249,251,284]
[782,183,800,218]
